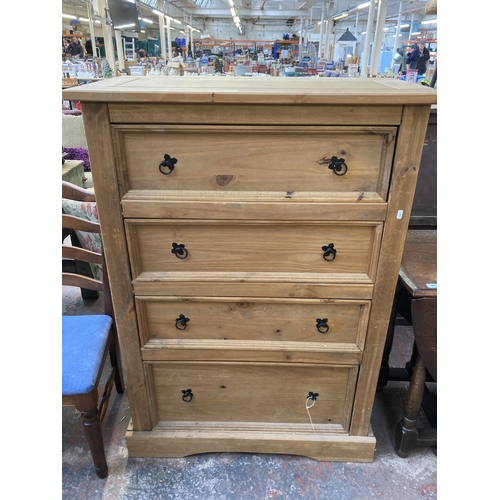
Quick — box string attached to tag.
[306,392,319,434]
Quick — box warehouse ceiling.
[61,0,437,34]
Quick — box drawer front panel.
[137,297,370,348]
[150,361,357,429]
[125,220,382,281]
[113,125,396,200]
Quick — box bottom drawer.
[149,361,357,432]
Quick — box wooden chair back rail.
[63,180,96,202]
[62,273,104,291]
[62,214,100,233]
[63,245,103,264]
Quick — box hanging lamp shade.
[337,28,357,42]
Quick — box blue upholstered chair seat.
[62,315,113,396]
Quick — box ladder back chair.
[62,181,124,478]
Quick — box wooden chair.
[62,181,124,478]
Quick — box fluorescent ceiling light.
[153,9,164,16]
[228,0,234,5]
[62,14,77,19]
[230,7,236,16]
[357,2,371,9]
[333,12,348,21]
[421,19,437,24]
[233,16,240,23]
[114,23,135,29]
[400,24,409,28]
[139,17,153,24]
[173,19,182,24]
[411,32,421,35]
[79,17,89,22]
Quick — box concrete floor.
[62,286,437,499]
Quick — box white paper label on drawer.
[426,283,437,289]
[396,210,403,219]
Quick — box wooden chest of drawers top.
[62,77,437,107]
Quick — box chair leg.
[74,391,109,478]
[80,406,108,478]
[108,326,125,394]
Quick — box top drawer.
[112,125,396,202]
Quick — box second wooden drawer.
[125,219,383,283]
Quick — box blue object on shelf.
[378,50,394,74]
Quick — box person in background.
[85,39,93,57]
[65,36,84,58]
[416,41,430,75]
[406,43,420,71]
[138,49,152,65]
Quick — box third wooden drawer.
[136,296,370,350]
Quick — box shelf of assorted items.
[194,39,278,58]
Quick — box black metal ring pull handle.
[175,314,190,330]
[307,392,319,401]
[316,318,329,334]
[328,156,348,176]
[322,243,337,261]
[181,389,193,402]
[171,242,189,259]
[159,154,178,175]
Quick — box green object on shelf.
[102,60,113,78]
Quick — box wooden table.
[378,229,437,457]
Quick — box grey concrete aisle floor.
[62,286,437,499]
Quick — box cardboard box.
[166,60,186,75]
[62,77,79,87]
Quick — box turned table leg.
[395,352,426,458]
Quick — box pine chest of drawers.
[63,77,437,462]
